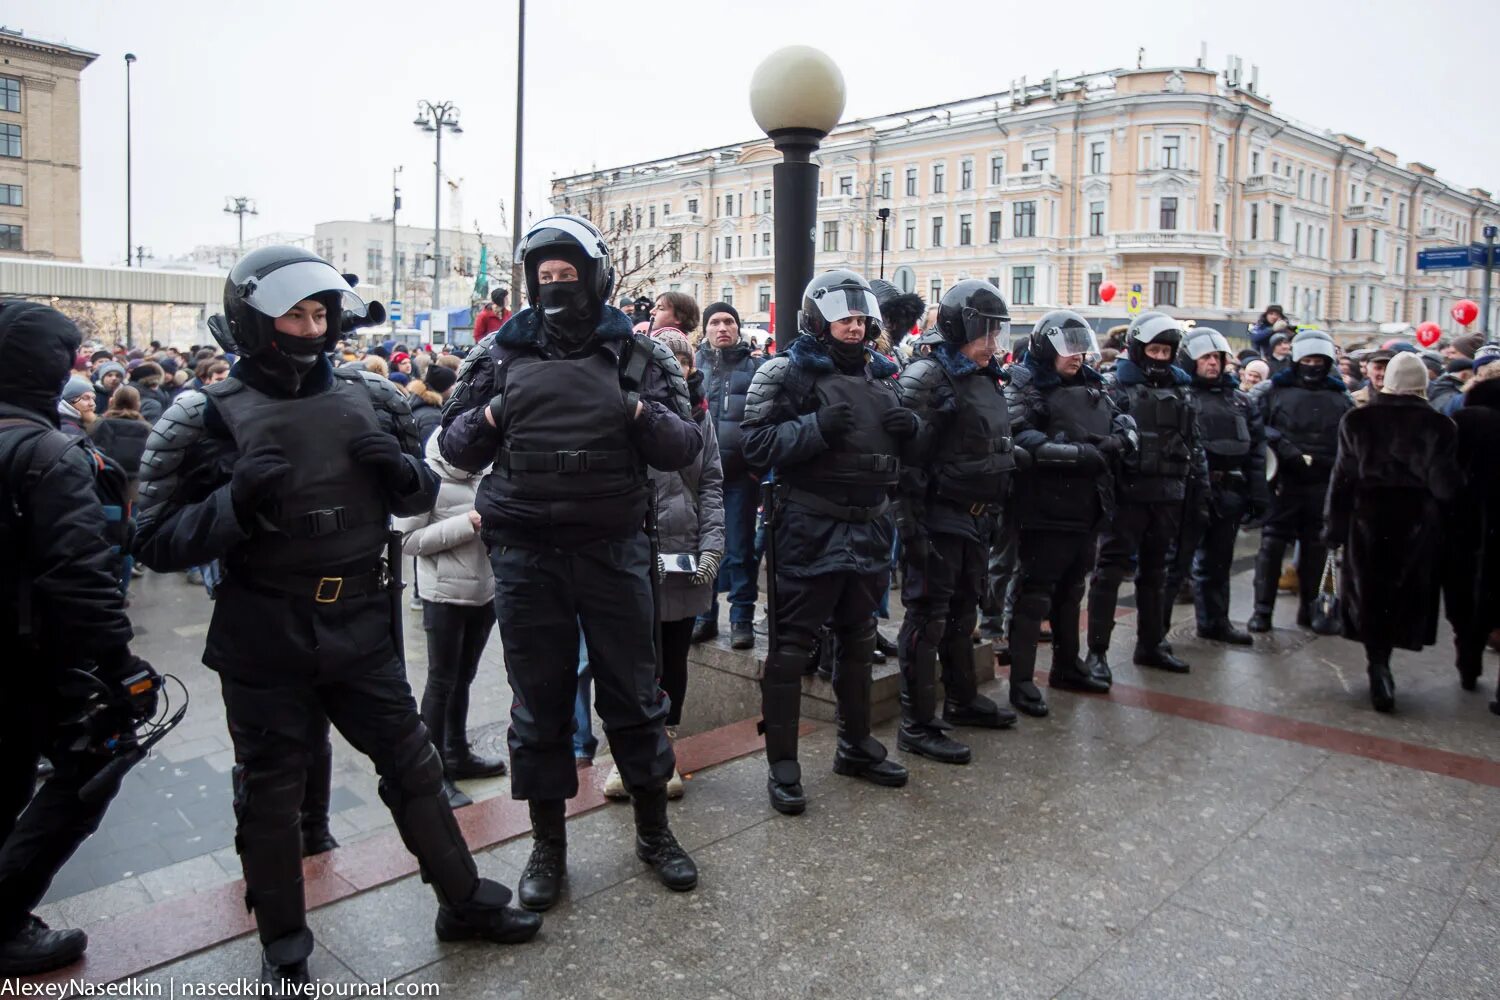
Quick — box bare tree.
[555,177,689,302]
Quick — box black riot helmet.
[1027,310,1098,367]
[799,269,882,342]
[937,280,1011,347]
[220,245,370,357]
[1291,328,1336,387]
[1125,311,1185,380]
[515,214,615,318]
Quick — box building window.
[1216,143,1226,177]
[0,123,19,159]
[905,168,917,197]
[669,234,681,263]
[1089,201,1104,237]
[904,219,916,249]
[880,227,889,251]
[0,76,18,114]
[687,198,698,215]
[636,208,643,227]
[990,155,1004,184]
[1350,228,1359,259]
[663,202,671,216]
[0,224,20,250]
[933,164,945,194]
[1090,142,1105,174]
[1249,205,1259,240]
[1247,270,1258,310]
[1269,270,1280,303]
[880,171,892,199]
[1161,135,1180,170]
[634,246,642,268]
[1160,197,1178,231]
[931,216,944,247]
[1251,150,1261,175]
[988,210,1002,243]
[723,237,733,260]
[1348,286,1358,320]
[960,160,973,191]
[722,287,734,307]
[1272,204,1283,242]
[366,249,383,275]
[1153,270,1179,307]
[1013,201,1036,238]
[1028,148,1050,173]
[1296,168,1305,199]
[930,278,943,303]
[1012,266,1036,305]
[758,286,771,312]
[648,205,656,227]
[0,183,19,206]
[838,175,853,196]
[822,221,839,252]
[1087,272,1103,305]
[1212,273,1220,306]
[1397,202,1407,228]
[959,213,973,246]
[1212,203,1222,232]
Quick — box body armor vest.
[207,373,388,574]
[493,350,646,505]
[1124,383,1193,479]
[932,369,1016,504]
[1195,386,1252,469]
[781,371,902,491]
[1045,383,1113,445]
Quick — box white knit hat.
[1381,351,1429,398]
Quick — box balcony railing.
[1003,171,1062,192]
[1417,225,1440,238]
[1343,204,1389,224]
[1244,174,1296,196]
[659,213,704,228]
[1107,231,1228,255]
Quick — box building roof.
[0,26,99,66]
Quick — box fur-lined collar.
[1019,352,1104,390]
[1463,377,1500,410]
[786,333,899,378]
[1113,357,1190,387]
[497,304,634,348]
[933,342,1002,379]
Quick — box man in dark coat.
[1445,353,1500,709]
[1323,352,1461,713]
[692,301,764,649]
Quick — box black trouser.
[763,569,888,767]
[1011,530,1097,686]
[1088,502,1181,654]
[978,515,1019,634]
[490,534,672,801]
[221,654,488,956]
[0,680,126,939]
[898,530,986,728]
[1190,491,1247,631]
[421,601,496,762]
[659,617,695,728]
[1254,480,1329,619]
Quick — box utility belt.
[934,494,1000,518]
[781,486,891,524]
[1208,469,1246,485]
[499,448,633,474]
[276,505,382,539]
[234,562,388,604]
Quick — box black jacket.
[90,415,151,481]
[1446,378,1500,636]
[1260,367,1353,484]
[1104,358,1207,505]
[696,340,764,483]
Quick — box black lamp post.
[877,207,891,279]
[749,47,846,343]
[414,101,462,315]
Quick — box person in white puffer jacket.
[395,434,507,808]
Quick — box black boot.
[442,779,473,810]
[1249,540,1285,632]
[1367,648,1396,713]
[259,929,314,989]
[1081,650,1113,687]
[831,623,909,787]
[938,632,1015,728]
[632,788,698,892]
[1051,653,1112,693]
[517,800,566,911]
[1134,642,1191,673]
[434,878,542,944]
[1007,588,1050,717]
[898,623,971,761]
[1198,621,1254,646]
[300,744,339,858]
[730,621,755,650]
[874,631,898,659]
[0,916,87,977]
[691,618,717,643]
[942,693,1017,729]
[762,644,808,815]
[1457,632,1486,691]
[443,745,508,780]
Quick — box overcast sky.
[9,0,1499,266]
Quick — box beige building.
[551,57,1499,340]
[0,27,96,262]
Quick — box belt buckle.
[557,450,585,473]
[315,576,344,603]
[969,502,988,516]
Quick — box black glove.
[350,432,411,488]
[881,407,920,440]
[1090,433,1124,456]
[230,445,292,524]
[817,401,856,441]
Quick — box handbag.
[1310,550,1342,636]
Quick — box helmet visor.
[962,309,1012,344]
[1041,321,1099,358]
[1185,329,1232,359]
[1130,314,1182,345]
[809,285,883,330]
[515,216,608,264]
[1291,337,1335,362]
[241,259,366,320]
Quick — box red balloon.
[1415,322,1442,347]
[1099,281,1117,303]
[1452,299,1479,326]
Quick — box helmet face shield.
[1291,337,1335,363]
[1041,320,1099,358]
[1129,314,1182,345]
[809,285,883,331]
[961,309,1011,344]
[514,215,609,264]
[240,259,366,321]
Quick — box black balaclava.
[0,302,82,422]
[1297,357,1331,389]
[533,248,597,353]
[252,292,339,394]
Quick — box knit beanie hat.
[701,301,741,332]
[1382,352,1429,397]
[1472,345,1500,371]
[652,327,692,361]
[423,365,457,395]
[63,375,94,401]
[1451,333,1484,359]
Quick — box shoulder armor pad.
[339,366,413,415]
[200,377,245,399]
[897,358,946,404]
[138,390,211,508]
[743,356,792,425]
[645,337,693,421]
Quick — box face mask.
[537,281,596,348]
[1298,359,1330,387]
[827,338,867,370]
[271,331,323,370]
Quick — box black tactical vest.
[780,371,902,491]
[206,373,388,574]
[932,369,1016,505]
[492,351,645,505]
[1045,383,1113,443]
[1195,386,1252,467]
[1124,383,1193,479]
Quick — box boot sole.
[1009,700,1049,718]
[635,849,699,892]
[896,737,972,765]
[1048,678,1111,693]
[831,758,909,787]
[435,913,542,944]
[769,796,806,816]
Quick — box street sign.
[1417,246,1478,271]
[389,299,402,323]
[1485,225,1498,240]
[1126,283,1144,315]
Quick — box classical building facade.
[0,28,96,262]
[550,60,1499,340]
[312,219,506,315]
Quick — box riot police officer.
[1085,312,1206,678]
[0,303,156,976]
[136,247,540,986]
[742,270,919,813]
[894,281,1020,764]
[1163,328,1268,644]
[1248,330,1352,632]
[439,216,701,910]
[1006,312,1133,715]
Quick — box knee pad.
[918,616,947,648]
[1014,587,1051,621]
[382,723,445,802]
[232,760,308,831]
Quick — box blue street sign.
[1418,246,1479,271]
[389,299,403,323]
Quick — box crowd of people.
[2,216,1498,985]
